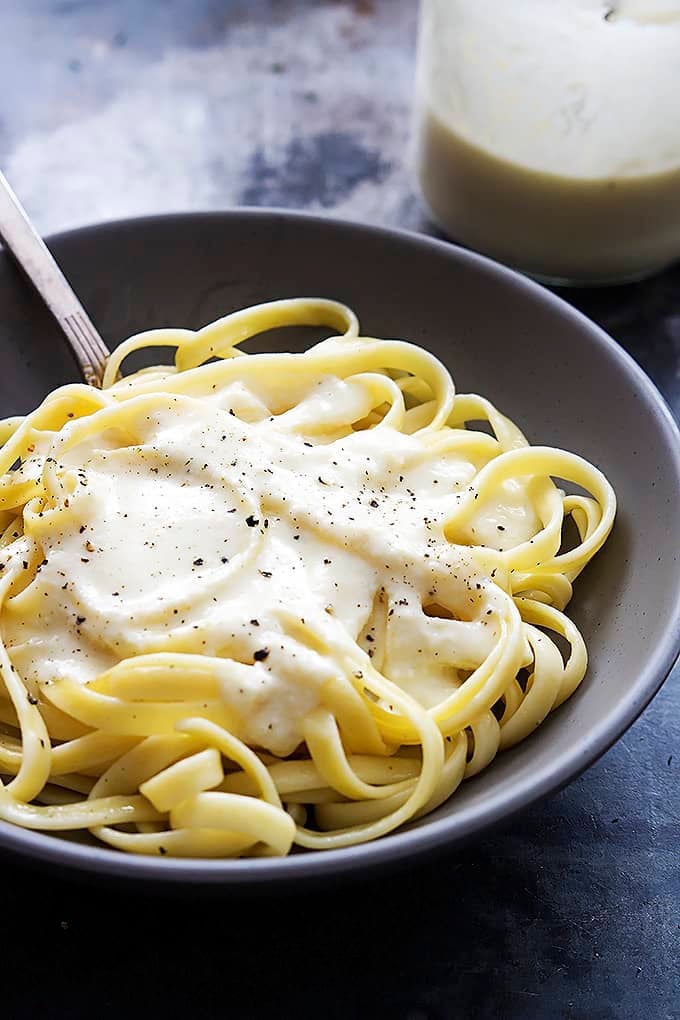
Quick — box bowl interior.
[0,211,678,883]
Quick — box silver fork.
[0,170,110,387]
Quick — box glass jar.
[414,0,680,285]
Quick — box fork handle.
[0,170,110,387]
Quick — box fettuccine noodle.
[0,298,615,857]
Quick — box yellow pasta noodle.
[0,298,615,857]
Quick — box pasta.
[0,298,615,857]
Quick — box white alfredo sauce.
[415,0,680,282]
[2,383,539,756]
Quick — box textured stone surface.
[1,0,421,233]
[0,3,678,1019]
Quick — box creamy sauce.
[1,382,539,756]
[415,0,680,282]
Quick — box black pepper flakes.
[253,648,270,661]
[245,515,259,527]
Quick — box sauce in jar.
[415,1,680,283]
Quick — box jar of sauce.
[414,0,680,285]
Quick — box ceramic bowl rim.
[0,208,678,886]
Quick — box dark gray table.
[1,3,678,1018]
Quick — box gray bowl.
[0,210,678,886]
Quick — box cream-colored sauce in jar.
[415,0,680,283]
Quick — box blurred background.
[2,0,678,411]
[1,0,423,233]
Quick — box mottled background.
[0,2,678,1019]
[2,0,421,231]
